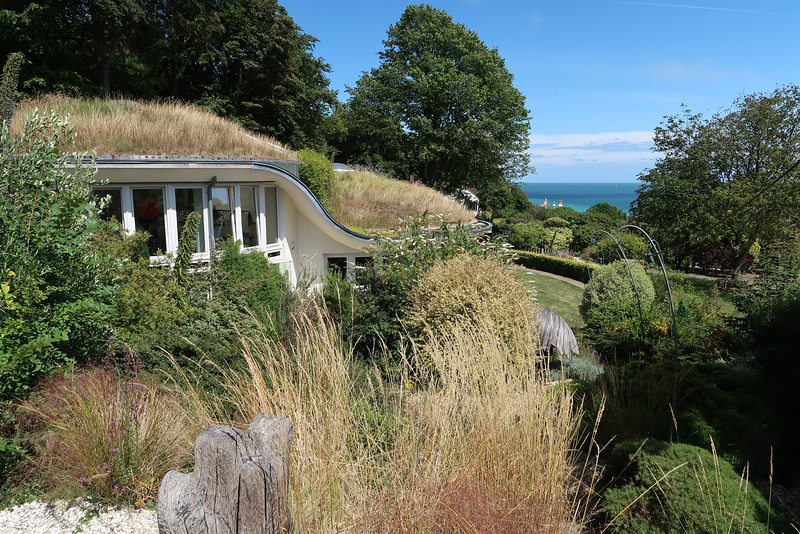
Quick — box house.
[88,155,373,287]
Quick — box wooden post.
[157,413,293,534]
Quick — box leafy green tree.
[193,0,338,149]
[478,180,531,219]
[339,4,532,196]
[0,0,338,149]
[631,85,800,273]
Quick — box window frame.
[92,183,280,261]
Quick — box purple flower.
[111,448,119,453]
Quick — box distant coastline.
[519,182,639,213]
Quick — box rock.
[157,413,293,534]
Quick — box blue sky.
[282,0,799,183]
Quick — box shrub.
[405,254,539,370]
[602,439,792,534]
[542,225,573,250]
[514,251,596,282]
[543,216,570,228]
[593,362,675,443]
[0,109,110,399]
[589,232,650,262]
[505,222,546,250]
[582,260,655,312]
[343,214,513,365]
[90,220,186,336]
[297,148,334,206]
[214,239,291,329]
[585,201,626,223]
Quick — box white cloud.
[640,59,743,82]
[529,131,659,167]
[617,2,781,16]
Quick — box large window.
[175,188,206,253]
[93,183,279,259]
[211,186,234,242]
[132,188,166,255]
[239,185,259,247]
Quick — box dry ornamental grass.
[11,95,294,159]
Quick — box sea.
[519,182,639,214]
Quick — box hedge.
[514,250,597,283]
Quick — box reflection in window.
[211,187,233,242]
[132,188,166,255]
[175,188,206,253]
[94,188,123,223]
[240,186,258,247]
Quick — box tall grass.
[19,364,196,506]
[11,94,294,159]
[328,169,476,231]
[186,304,591,533]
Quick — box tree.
[0,0,338,149]
[338,4,532,196]
[631,85,800,273]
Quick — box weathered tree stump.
[157,413,293,534]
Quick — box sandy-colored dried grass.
[11,94,294,159]
[182,303,594,533]
[328,169,476,230]
[11,95,475,230]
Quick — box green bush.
[514,251,596,282]
[582,260,655,312]
[585,201,626,223]
[298,148,334,206]
[602,439,791,534]
[541,226,573,249]
[1,110,110,400]
[504,222,546,250]
[214,239,290,329]
[674,362,780,478]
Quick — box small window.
[265,187,278,244]
[326,255,370,280]
[327,256,348,277]
[94,188,123,222]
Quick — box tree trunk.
[157,413,294,534]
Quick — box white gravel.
[0,500,157,534]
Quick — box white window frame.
[92,183,281,262]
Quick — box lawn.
[516,268,586,330]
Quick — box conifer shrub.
[405,254,539,369]
[602,439,792,534]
